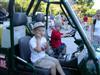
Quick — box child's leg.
[62,45,66,55]
[53,58,65,75]
[60,43,66,55]
[53,48,59,58]
[34,57,56,75]
[46,56,65,75]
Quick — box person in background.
[61,15,65,25]
[83,15,88,24]
[92,9,100,47]
[55,13,62,26]
[50,13,55,30]
[83,15,88,31]
[29,22,65,75]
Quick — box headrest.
[43,0,49,2]
[13,13,27,26]
[32,13,45,22]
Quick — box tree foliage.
[0,0,96,17]
[15,0,30,12]
[37,1,61,15]
[73,0,96,17]
[14,0,61,15]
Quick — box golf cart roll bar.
[26,0,35,16]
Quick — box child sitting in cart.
[29,22,65,75]
[50,22,71,58]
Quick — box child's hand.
[36,33,41,39]
[41,46,48,51]
[41,43,48,51]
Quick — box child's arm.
[34,34,42,52]
[30,39,43,52]
[41,40,49,51]
[34,38,42,52]
[45,42,49,50]
[61,32,71,37]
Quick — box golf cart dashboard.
[77,48,88,64]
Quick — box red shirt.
[51,29,63,48]
[83,16,88,22]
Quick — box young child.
[29,22,65,75]
[50,22,67,58]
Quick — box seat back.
[13,13,27,26]
[32,13,45,22]
[19,36,31,62]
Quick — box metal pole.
[45,2,50,41]
[32,0,42,16]
[26,0,35,16]
[8,0,15,75]
[60,4,75,28]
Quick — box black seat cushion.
[19,36,31,62]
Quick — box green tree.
[73,0,95,17]
[15,0,62,15]
[15,0,30,12]
[37,1,61,15]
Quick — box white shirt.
[29,36,47,63]
[94,20,100,36]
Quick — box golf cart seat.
[32,13,45,22]
[17,36,51,75]
[13,13,51,75]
